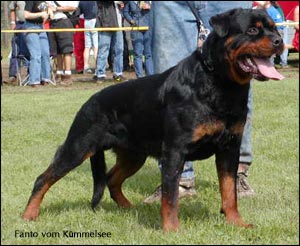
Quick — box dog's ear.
[209,8,242,37]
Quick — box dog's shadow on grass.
[42,174,219,230]
[98,179,219,230]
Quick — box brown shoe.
[4,76,17,84]
[237,163,255,198]
[60,75,73,86]
[143,184,197,204]
[29,83,42,88]
[40,81,49,86]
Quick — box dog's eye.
[247,27,259,35]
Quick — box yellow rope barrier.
[1,26,149,33]
[276,21,299,26]
[1,22,298,33]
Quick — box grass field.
[1,59,299,245]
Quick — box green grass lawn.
[1,67,299,245]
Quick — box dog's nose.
[272,36,283,47]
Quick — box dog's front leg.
[215,148,253,228]
[160,151,184,232]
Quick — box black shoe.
[93,76,107,83]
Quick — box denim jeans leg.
[9,35,18,77]
[131,31,144,78]
[199,1,253,31]
[151,2,198,181]
[24,32,42,85]
[280,28,289,66]
[112,31,124,76]
[96,32,111,78]
[151,1,198,74]
[40,32,51,82]
[180,161,194,180]
[143,30,154,76]
[239,83,253,164]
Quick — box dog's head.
[202,8,284,84]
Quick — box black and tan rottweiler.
[23,8,284,231]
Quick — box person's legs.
[143,30,154,76]
[237,84,255,198]
[145,1,255,204]
[279,28,289,67]
[24,31,42,85]
[143,160,196,204]
[95,32,112,78]
[8,35,18,80]
[73,18,85,73]
[83,19,96,73]
[144,2,199,203]
[112,30,124,77]
[131,31,144,78]
[39,31,51,82]
[151,1,198,74]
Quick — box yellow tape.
[1,22,298,33]
[275,22,299,26]
[0,26,149,33]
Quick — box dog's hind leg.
[107,148,146,208]
[90,151,107,209]
[22,144,95,221]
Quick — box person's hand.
[117,2,124,10]
[40,11,49,23]
[141,3,151,10]
[10,22,16,30]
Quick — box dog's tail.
[90,150,107,210]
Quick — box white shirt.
[46,1,79,20]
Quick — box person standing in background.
[144,1,255,204]
[78,1,98,74]
[5,1,28,85]
[23,1,51,87]
[47,1,79,86]
[94,1,126,83]
[73,11,85,74]
[123,1,153,78]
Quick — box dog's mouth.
[237,56,284,81]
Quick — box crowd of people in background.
[3,1,299,87]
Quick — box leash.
[186,1,210,43]
[186,2,213,71]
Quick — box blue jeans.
[151,1,253,181]
[131,30,153,78]
[198,2,252,30]
[23,22,51,85]
[278,28,289,66]
[239,84,253,164]
[199,1,254,166]
[95,31,123,78]
[151,1,200,74]
[84,19,98,48]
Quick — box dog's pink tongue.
[253,57,284,80]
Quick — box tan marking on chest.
[192,121,225,142]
